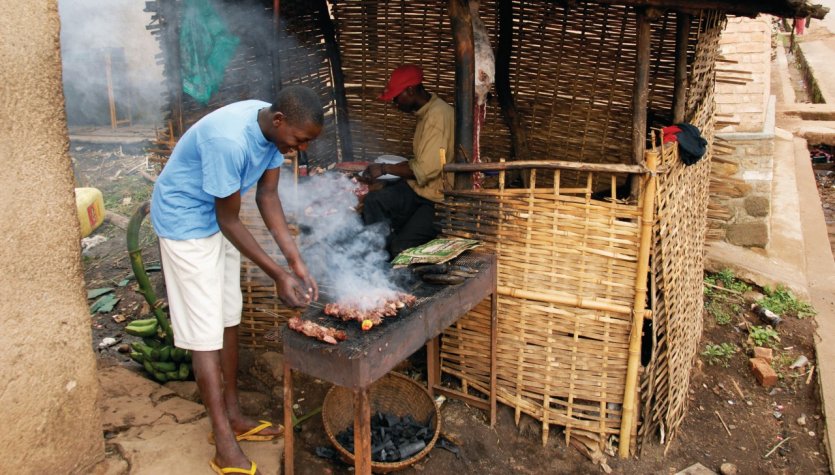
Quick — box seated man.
[362,64,455,257]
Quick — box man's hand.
[273,271,310,308]
[362,163,385,181]
[289,259,319,302]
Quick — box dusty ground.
[75,142,828,474]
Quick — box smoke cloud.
[278,173,411,307]
[58,0,165,126]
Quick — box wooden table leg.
[284,362,294,475]
[353,387,372,475]
[490,290,498,427]
[426,336,441,397]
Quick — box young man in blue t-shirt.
[151,85,322,474]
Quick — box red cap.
[378,65,424,101]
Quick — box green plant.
[758,285,816,319]
[706,300,733,325]
[702,343,736,367]
[749,325,780,347]
[704,269,751,295]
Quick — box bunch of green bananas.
[125,317,159,337]
[129,332,192,383]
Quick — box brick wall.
[715,16,772,133]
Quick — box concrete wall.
[715,16,772,133]
[0,1,104,472]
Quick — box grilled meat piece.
[288,317,347,344]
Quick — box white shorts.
[159,233,242,351]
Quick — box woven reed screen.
[638,10,724,448]
[238,185,302,350]
[438,168,645,446]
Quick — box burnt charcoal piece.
[334,410,435,463]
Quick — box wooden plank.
[444,160,648,174]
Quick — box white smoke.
[278,173,411,307]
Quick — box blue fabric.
[151,100,284,240]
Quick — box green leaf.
[117,279,131,287]
[90,294,120,314]
[87,287,114,300]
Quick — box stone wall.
[0,1,104,472]
[708,16,775,247]
[715,16,772,133]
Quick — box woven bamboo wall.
[638,10,724,448]
[438,169,645,446]
[238,186,302,350]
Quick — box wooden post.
[271,0,283,99]
[315,0,354,162]
[450,0,474,190]
[353,387,372,475]
[427,336,441,397]
[283,362,294,474]
[672,12,691,123]
[618,150,657,458]
[496,0,529,163]
[104,50,118,129]
[160,0,184,137]
[632,8,652,166]
[489,270,498,427]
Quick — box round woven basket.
[322,372,441,473]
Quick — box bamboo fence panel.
[238,188,301,349]
[438,163,646,447]
[638,10,724,449]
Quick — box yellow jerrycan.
[75,187,106,238]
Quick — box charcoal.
[335,410,436,463]
[315,446,339,461]
[398,440,426,459]
[436,436,461,459]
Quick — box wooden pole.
[672,12,691,123]
[444,159,648,174]
[618,149,657,458]
[161,0,184,137]
[104,50,118,129]
[632,8,652,167]
[315,0,354,162]
[450,0,474,190]
[496,0,529,163]
[271,0,283,99]
[353,387,372,475]
[283,362,294,474]
[498,286,633,315]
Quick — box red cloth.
[378,65,424,101]
[662,125,682,144]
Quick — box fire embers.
[336,412,434,463]
[288,317,347,345]
[324,292,417,329]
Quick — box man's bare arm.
[256,167,319,301]
[215,190,309,307]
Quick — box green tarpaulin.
[179,0,239,104]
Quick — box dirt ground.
[75,141,830,474]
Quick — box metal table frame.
[282,252,497,475]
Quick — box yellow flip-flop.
[208,420,283,444]
[209,459,257,474]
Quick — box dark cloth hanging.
[662,123,707,166]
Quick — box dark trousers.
[362,180,439,257]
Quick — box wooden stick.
[672,12,690,123]
[764,437,792,458]
[283,362,294,475]
[731,379,746,400]
[632,8,651,167]
[715,410,732,436]
[444,159,647,174]
[806,365,816,385]
[704,282,742,294]
[618,148,657,458]
[354,387,372,475]
[497,286,632,315]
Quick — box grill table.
[282,251,497,475]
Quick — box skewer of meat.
[288,317,347,345]
[323,292,417,327]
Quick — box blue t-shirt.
[151,100,284,240]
